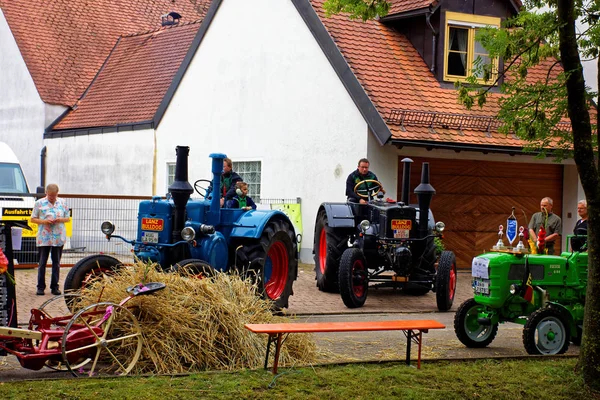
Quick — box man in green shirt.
[528,197,562,255]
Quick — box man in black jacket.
[220,157,242,207]
[345,158,385,203]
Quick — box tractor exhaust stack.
[168,146,194,241]
[400,157,413,205]
[414,162,436,238]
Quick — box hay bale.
[77,261,316,374]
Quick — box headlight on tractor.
[359,220,371,233]
[101,221,115,235]
[181,227,196,241]
[435,221,446,232]
[509,284,519,295]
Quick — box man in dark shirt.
[345,158,385,204]
[220,157,242,207]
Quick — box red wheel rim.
[265,241,289,300]
[352,259,367,297]
[319,228,327,274]
[448,264,456,299]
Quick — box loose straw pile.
[77,262,315,374]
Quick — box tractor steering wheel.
[194,179,213,199]
[354,179,383,199]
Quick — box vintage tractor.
[313,158,457,311]
[454,235,587,354]
[64,146,298,309]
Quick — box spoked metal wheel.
[30,293,88,371]
[61,302,143,377]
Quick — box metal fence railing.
[5,195,301,267]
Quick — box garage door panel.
[400,156,563,268]
[404,159,562,179]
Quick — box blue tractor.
[64,146,298,309]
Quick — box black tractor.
[313,158,456,311]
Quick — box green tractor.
[454,235,587,355]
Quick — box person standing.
[571,200,588,251]
[30,184,70,295]
[345,158,385,204]
[528,197,562,255]
[220,157,242,207]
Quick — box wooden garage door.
[398,157,563,269]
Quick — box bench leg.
[406,330,411,366]
[404,330,423,369]
[264,334,276,370]
[417,331,422,369]
[272,333,283,374]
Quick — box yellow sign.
[1,207,73,238]
[391,219,412,230]
[141,218,164,231]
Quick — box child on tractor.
[227,181,256,211]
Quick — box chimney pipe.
[168,146,193,242]
[414,162,436,238]
[400,157,413,204]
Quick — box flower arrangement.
[0,248,15,284]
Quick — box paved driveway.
[0,265,578,381]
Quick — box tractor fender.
[546,302,578,334]
[317,203,356,229]
[229,210,296,240]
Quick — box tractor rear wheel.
[435,251,457,311]
[454,298,498,348]
[63,255,122,309]
[523,307,570,355]
[339,248,368,308]
[172,259,216,278]
[314,210,347,292]
[236,219,297,309]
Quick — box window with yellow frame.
[444,12,501,83]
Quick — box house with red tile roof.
[2,0,587,265]
[0,0,207,188]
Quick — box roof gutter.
[390,138,546,156]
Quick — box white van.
[0,142,36,262]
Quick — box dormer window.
[444,12,501,83]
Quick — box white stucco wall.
[156,0,371,262]
[44,129,155,195]
[0,10,54,191]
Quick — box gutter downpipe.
[37,146,47,196]
[426,10,438,73]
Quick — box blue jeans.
[37,246,63,291]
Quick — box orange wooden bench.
[245,319,445,374]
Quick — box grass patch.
[0,358,595,399]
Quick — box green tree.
[324,0,600,391]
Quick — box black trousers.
[37,246,63,291]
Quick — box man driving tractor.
[345,158,386,203]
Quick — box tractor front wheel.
[63,255,122,309]
[523,307,570,355]
[454,298,498,348]
[436,251,457,311]
[172,259,216,278]
[236,219,297,309]
[339,248,368,308]
[314,210,347,293]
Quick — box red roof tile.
[0,0,208,106]
[311,0,566,149]
[53,21,200,130]
[388,0,437,15]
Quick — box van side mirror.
[35,186,45,199]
